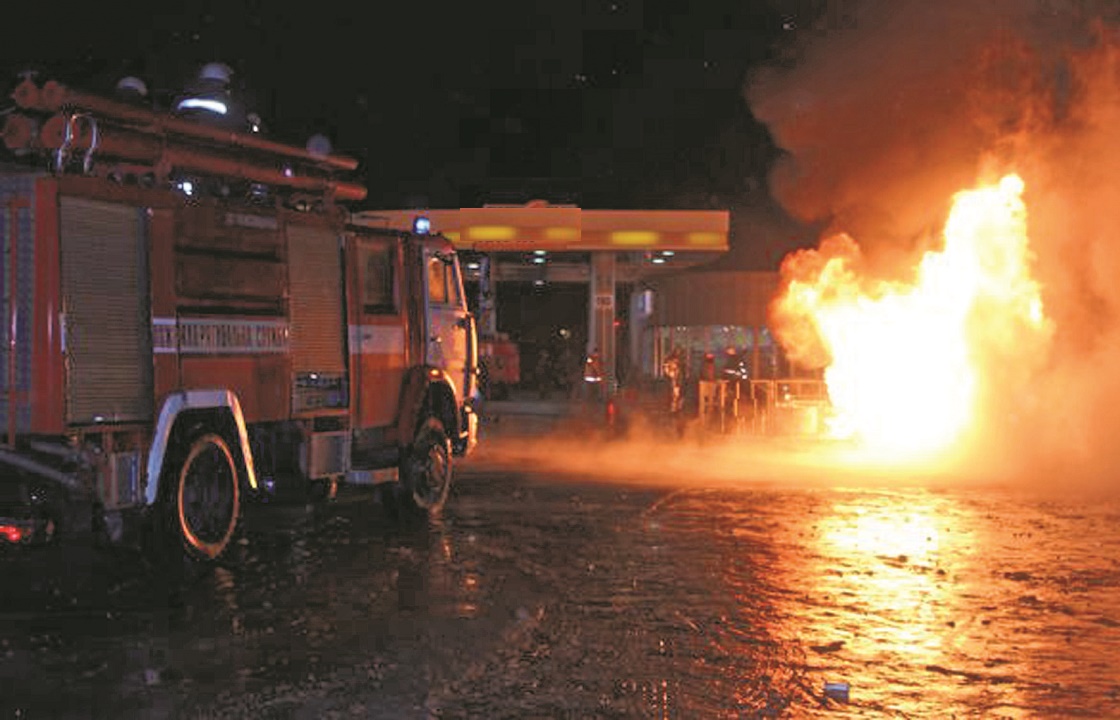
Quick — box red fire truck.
[0,76,479,562]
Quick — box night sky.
[3,1,813,213]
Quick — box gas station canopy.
[354,204,730,254]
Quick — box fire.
[773,174,1051,461]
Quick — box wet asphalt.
[2,431,1120,719]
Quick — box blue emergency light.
[413,216,431,234]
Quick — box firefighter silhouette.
[701,352,716,381]
[662,347,687,436]
[663,348,684,415]
[534,346,553,399]
[582,349,605,403]
[584,349,603,381]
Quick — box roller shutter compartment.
[287,224,347,414]
[0,173,36,434]
[60,197,152,424]
[287,224,345,373]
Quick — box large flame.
[772,174,1052,462]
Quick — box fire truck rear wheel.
[399,416,452,514]
[174,433,240,561]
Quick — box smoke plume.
[747,1,1120,486]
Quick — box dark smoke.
[746,0,1120,487]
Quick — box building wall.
[650,270,779,327]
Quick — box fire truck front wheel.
[399,416,453,514]
[173,433,240,561]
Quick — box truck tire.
[174,433,240,561]
[398,416,452,515]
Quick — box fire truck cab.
[0,76,478,562]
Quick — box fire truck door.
[351,237,406,429]
[422,245,472,402]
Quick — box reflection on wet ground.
[674,487,1120,718]
[2,440,1120,718]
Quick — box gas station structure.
[354,203,730,391]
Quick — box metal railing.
[698,378,831,436]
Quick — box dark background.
[1,1,835,213]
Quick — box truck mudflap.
[455,401,479,457]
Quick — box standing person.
[582,348,605,404]
[663,347,686,436]
[534,347,553,399]
[556,342,577,397]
